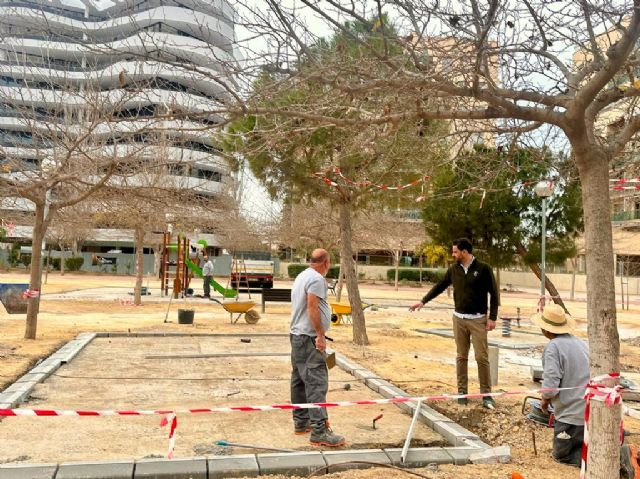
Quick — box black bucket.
[178,309,195,324]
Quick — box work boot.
[621,444,640,479]
[293,420,311,435]
[310,422,345,447]
[483,397,496,410]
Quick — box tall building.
[0,0,238,252]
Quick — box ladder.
[161,232,188,298]
[230,257,252,300]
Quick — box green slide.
[185,257,237,298]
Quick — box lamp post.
[534,181,554,310]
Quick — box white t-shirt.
[290,267,330,336]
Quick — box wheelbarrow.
[330,301,373,325]
[220,300,260,324]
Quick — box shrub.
[386,268,447,283]
[64,256,84,271]
[288,263,340,279]
[50,258,61,270]
[20,254,31,267]
[288,264,306,278]
[8,242,20,267]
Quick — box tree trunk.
[59,241,65,276]
[575,151,621,479]
[516,245,569,313]
[44,245,51,285]
[134,226,145,306]
[336,260,344,301]
[394,249,400,291]
[496,268,501,291]
[419,255,423,287]
[570,257,577,301]
[25,202,46,340]
[338,201,368,345]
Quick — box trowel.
[325,351,336,369]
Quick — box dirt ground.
[0,271,639,479]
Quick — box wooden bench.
[261,288,292,312]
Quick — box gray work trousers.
[290,334,328,430]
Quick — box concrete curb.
[0,333,501,478]
[416,328,539,350]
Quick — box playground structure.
[160,232,236,299]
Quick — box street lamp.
[534,181,554,310]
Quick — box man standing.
[202,254,213,298]
[410,238,499,408]
[290,248,345,447]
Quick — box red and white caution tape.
[22,289,40,299]
[580,373,623,479]
[1,378,626,462]
[160,413,177,459]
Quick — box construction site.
[0,268,639,479]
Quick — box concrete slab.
[0,463,58,479]
[432,421,480,446]
[257,451,326,476]
[323,449,391,473]
[384,447,454,467]
[442,447,477,465]
[15,372,48,383]
[135,457,206,479]
[56,460,134,478]
[208,454,259,479]
[469,445,511,464]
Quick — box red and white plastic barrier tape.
[22,289,39,299]
[0,378,628,460]
[0,385,584,458]
[580,373,624,479]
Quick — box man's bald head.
[309,248,330,275]
[310,249,329,264]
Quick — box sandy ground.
[0,271,639,479]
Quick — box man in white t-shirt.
[290,248,345,447]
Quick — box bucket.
[0,284,29,314]
[177,309,195,324]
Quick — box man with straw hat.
[534,304,639,476]
[533,303,587,466]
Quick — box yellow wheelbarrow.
[329,301,373,325]
[220,300,260,324]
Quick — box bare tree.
[224,2,638,476]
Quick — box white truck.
[231,260,274,289]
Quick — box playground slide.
[185,258,237,298]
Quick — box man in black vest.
[410,238,499,408]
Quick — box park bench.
[261,288,292,312]
[327,279,338,295]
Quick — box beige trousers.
[452,315,491,394]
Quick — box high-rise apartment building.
[0,0,238,251]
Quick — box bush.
[326,266,340,279]
[64,256,84,271]
[20,254,31,267]
[288,264,306,278]
[288,264,341,279]
[386,268,447,283]
[50,258,61,270]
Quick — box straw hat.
[531,303,575,334]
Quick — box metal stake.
[401,399,422,464]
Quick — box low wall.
[279,262,640,295]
